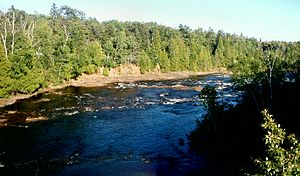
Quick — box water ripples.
[0,74,242,175]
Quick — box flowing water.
[0,74,242,176]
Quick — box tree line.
[0,4,299,97]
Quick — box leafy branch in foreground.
[254,109,300,175]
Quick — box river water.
[0,74,242,176]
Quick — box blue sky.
[1,0,299,42]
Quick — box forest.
[1,5,298,98]
[1,4,300,175]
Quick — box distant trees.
[214,33,225,67]
[139,50,152,74]
[0,5,299,98]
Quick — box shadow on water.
[0,74,240,175]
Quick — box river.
[0,74,242,176]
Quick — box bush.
[254,109,300,175]
[103,67,109,77]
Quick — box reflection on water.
[0,74,242,175]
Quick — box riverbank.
[0,64,228,107]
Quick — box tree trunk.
[10,10,15,56]
[0,16,8,59]
[63,24,69,45]
[269,69,273,109]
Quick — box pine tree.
[169,34,189,71]
[159,49,170,72]
[139,51,152,74]
[0,43,12,97]
[198,46,213,71]
[214,35,225,68]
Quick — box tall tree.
[169,33,190,71]
[214,34,225,67]
[262,42,286,109]
[0,11,8,59]
[0,42,12,97]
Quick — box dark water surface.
[0,74,241,175]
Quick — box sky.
[1,0,299,42]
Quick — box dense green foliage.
[1,5,299,98]
[255,109,300,176]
